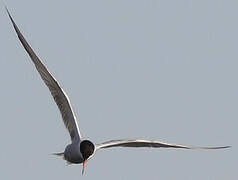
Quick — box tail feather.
[52,152,65,159]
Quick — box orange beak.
[82,160,87,175]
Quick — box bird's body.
[64,142,84,164]
[61,140,95,164]
[6,7,230,175]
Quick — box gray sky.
[0,0,236,179]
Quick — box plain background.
[0,0,236,179]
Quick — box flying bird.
[6,8,230,175]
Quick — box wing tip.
[216,145,231,149]
[5,6,17,29]
[5,5,11,19]
[193,145,231,150]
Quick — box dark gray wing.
[96,139,230,150]
[6,8,82,142]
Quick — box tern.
[6,8,230,175]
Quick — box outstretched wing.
[96,139,230,150]
[6,8,82,142]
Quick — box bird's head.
[80,140,95,175]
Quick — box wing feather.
[6,8,81,142]
[96,139,230,150]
